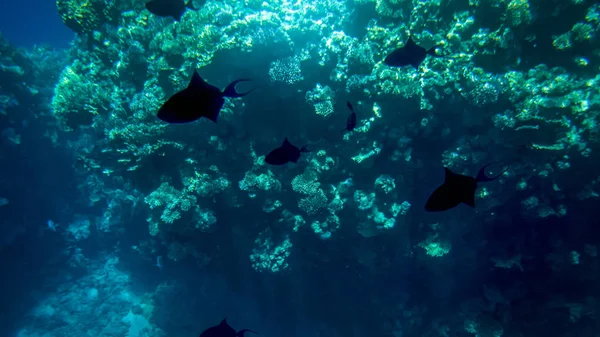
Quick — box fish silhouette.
[157,70,254,124]
[145,0,202,21]
[265,137,309,165]
[384,37,440,69]
[199,318,257,337]
[425,164,508,212]
[344,101,357,132]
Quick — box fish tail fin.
[237,329,258,337]
[223,79,255,98]
[476,163,508,182]
[186,0,196,9]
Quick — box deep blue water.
[0,0,73,47]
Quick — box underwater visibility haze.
[1,0,600,336]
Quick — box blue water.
[0,0,73,47]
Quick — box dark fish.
[200,318,257,337]
[384,37,440,69]
[265,137,309,165]
[344,101,357,132]
[145,0,201,21]
[157,70,254,124]
[424,164,508,212]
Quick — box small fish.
[344,101,357,132]
[47,220,59,232]
[264,138,309,165]
[425,164,508,212]
[384,37,440,69]
[158,70,254,124]
[156,256,163,269]
[145,0,201,21]
[199,319,257,337]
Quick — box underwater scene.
[1,0,600,336]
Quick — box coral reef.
[8,0,599,336]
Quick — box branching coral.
[145,182,197,235]
[52,63,111,131]
[305,84,336,117]
[269,56,304,84]
[183,166,231,198]
[298,188,328,215]
[250,230,293,273]
[144,181,217,236]
[239,171,282,193]
[291,170,321,195]
[292,170,328,215]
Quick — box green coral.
[305,84,335,117]
[374,66,422,98]
[375,0,403,18]
[133,167,215,234]
[291,170,320,195]
[505,0,532,26]
[183,166,231,197]
[370,207,395,230]
[278,210,306,232]
[418,233,451,257]
[571,22,594,42]
[374,175,396,194]
[298,188,328,215]
[311,214,340,236]
[292,170,328,215]
[56,0,120,34]
[146,182,195,217]
[250,230,292,273]
[239,171,282,192]
[52,63,110,131]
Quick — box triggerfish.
[199,318,257,337]
[265,137,309,165]
[145,0,202,21]
[344,101,357,132]
[384,36,441,69]
[425,164,508,212]
[157,70,254,124]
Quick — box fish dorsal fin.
[282,137,293,148]
[405,37,417,48]
[189,70,208,89]
[220,318,229,327]
[445,167,476,187]
[443,168,458,183]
